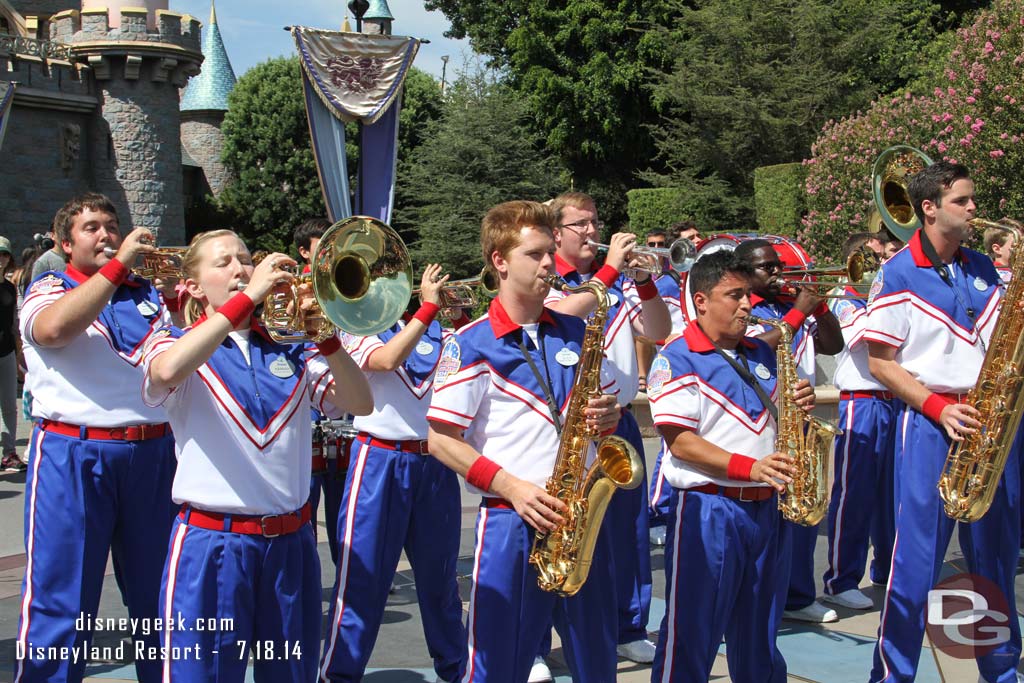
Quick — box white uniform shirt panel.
[830,296,887,392]
[21,273,170,426]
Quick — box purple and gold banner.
[0,82,15,154]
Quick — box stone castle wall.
[181,111,229,196]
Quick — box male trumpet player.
[15,193,178,683]
[320,263,467,683]
[734,238,844,624]
[864,162,1021,683]
[545,191,671,665]
[647,248,816,682]
[427,200,623,683]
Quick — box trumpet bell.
[872,145,934,243]
[311,216,413,337]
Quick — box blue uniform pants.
[652,489,792,683]
[463,505,618,683]
[607,410,653,644]
[869,408,1021,683]
[320,440,466,683]
[14,427,176,683]
[160,514,321,683]
[648,441,673,528]
[823,395,897,595]
[309,459,345,567]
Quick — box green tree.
[219,57,442,253]
[645,0,947,228]
[395,65,564,280]
[425,0,677,225]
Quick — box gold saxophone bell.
[871,145,934,243]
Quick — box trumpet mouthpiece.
[103,247,116,258]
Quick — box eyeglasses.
[559,219,605,233]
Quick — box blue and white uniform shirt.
[142,322,339,515]
[830,289,887,392]
[996,265,1012,289]
[343,318,451,441]
[656,273,686,338]
[427,298,618,495]
[545,254,645,402]
[863,230,1001,394]
[746,294,817,383]
[21,266,171,426]
[648,322,778,490]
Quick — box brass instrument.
[779,248,880,300]
[749,314,842,526]
[411,267,498,318]
[255,260,336,344]
[103,245,187,280]
[872,145,934,243]
[586,238,697,275]
[938,217,1024,522]
[529,275,644,596]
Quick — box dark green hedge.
[753,163,805,236]
[625,188,694,236]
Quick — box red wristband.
[636,279,659,301]
[413,302,440,326]
[98,258,129,286]
[813,301,830,318]
[922,393,952,423]
[163,294,182,313]
[217,292,255,329]
[727,453,757,482]
[466,456,502,493]
[782,308,807,330]
[594,264,620,288]
[316,334,342,357]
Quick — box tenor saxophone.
[748,315,842,526]
[938,218,1024,522]
[528,276,644,596]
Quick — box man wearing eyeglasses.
[542,191,671,668]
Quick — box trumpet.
[776,248,879,299]
[103,245,187,280]
[412,267,498,317]
[586,237,696,276]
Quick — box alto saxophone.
[528,276,644,596]
[938,218,1024,522]
[748,315,842,526]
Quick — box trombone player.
[863,162,1020,683]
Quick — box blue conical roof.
[181,1,236,112]
[365,0,394,21]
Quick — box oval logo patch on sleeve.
[434,340,462,386]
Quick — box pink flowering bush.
[799,0,1024,261]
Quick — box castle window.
[0,17,11,36]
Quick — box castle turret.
[180,0,235,197]
[363,0,393,36]
[51,3,203,244]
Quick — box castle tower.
[50,2,202,244]
[180,0,236,197]
[363,0,393,36]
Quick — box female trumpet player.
[320,263,467,683]
[141,230,372,683]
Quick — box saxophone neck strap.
[919,229,976,320]
[518,337,563,436]
[712,342,779,423]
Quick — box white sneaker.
[822,588,874,610]
[528,657,553,683]
[649,526,667,547]
[616,638,656,664]
[978,673,1024,683]
[783,602,839,623]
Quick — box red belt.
[311,454,328,471]
[690,483,774,502]
[179,503,311,537]
[356,433,429,456]
[938,392,969,403]
[840,390,894,401]
[40,419,171,441]
[482,497,515,510]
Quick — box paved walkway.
[0,420,1016,682]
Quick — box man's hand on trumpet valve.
[789,279,827,314]
[109,227,157,266]
[603,232,637,272]
[419,263,449,306]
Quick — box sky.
[172,0,473,81]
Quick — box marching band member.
[545,191,671,664]
[141,230,372,683]
[734,238,844,624]
[320,263,466,683]
[15,193,178,683]
[984,225,1014,286]
[821,234,896,611]
[864,162,1021,683]
[427,200,622,683]
[648,249,816,682]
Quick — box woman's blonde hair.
[181,229,243,325]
